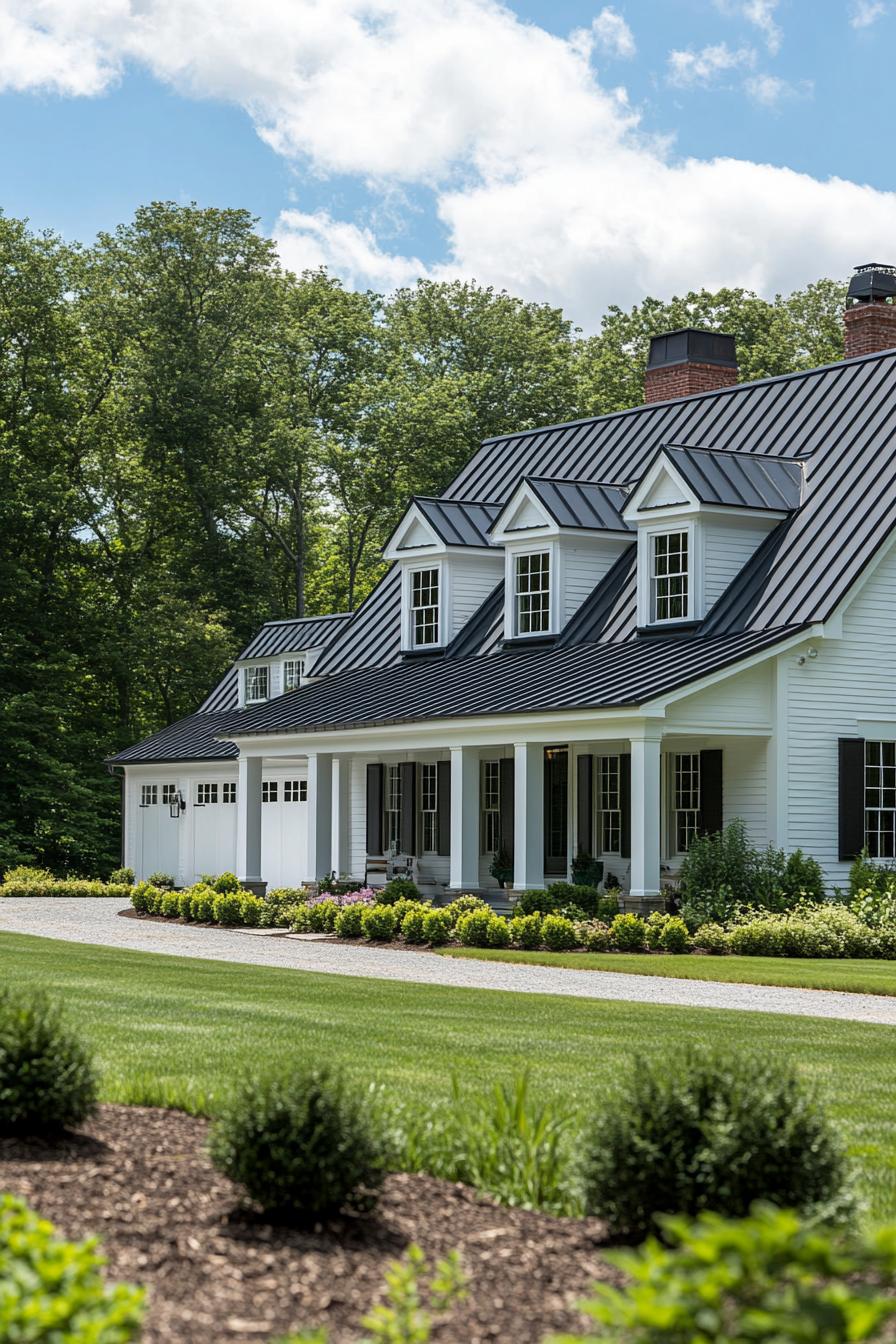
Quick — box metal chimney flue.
[644,328,738,404]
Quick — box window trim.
[598,754,621,856]
[403,561,444,650]
[282,658,305,693]
[637,521,701,628]
[865,740,896,859]
[511,547,553,638]
[383,763,403,854]
[419,762,439,854]
[480,759,501,856]
[244,664,270,704]
[669,752,701,857]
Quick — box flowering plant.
[309,887,376,909]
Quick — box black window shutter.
[576,754,594,855]
[499,757,515,862]
[620,754,632,859]
[400,762,417,854]
[698,749,724,836]
[437,760,451,856]
[366,764,384,855]
[839,738,866,861]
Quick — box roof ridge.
[661,442,807,468]
[260,611,351,629]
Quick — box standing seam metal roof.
[659,445,804,512]
[409,497,501,547]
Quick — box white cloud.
[4,0,896,329]
[715,0,782,53]
[667,42,755,89]
[589,7,636,59]
[850,0,888,26]
[743,72,812,106]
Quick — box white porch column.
[235,755,263,886]
[449,746,480,889]
[513,741,544,889]
[331,756,352,878]
[628,728,662,899]
[305,752,334,883]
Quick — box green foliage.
[550,1206,896,1344]
[610,913,647,952]
[389,898,430,928]
[578,919,611,952]
[212,892,243,926]
[489,846,513,885]
[571,850,604,889]
[421,909,453,946]
[455,909,495,947]
[377,878,421,905]
[645,914,691,954]
[213,871,242,894]
[190,886,215,923]
[362,904,398,941]
[644,912,669,951]
[1,877,132,899]
[208,1066,386,1221]
[516,883,600,917]
[727,903,888,959]
[541,914,579,951]
[442,894,490,926]
[581,1045,849,1238]
[239,894,266,927]
[1,864,55,884]
[486,915,511,947]
[334,904,366,938]
[692,922,729,955]
[0,989,98,1134]
[401,906,429,944]
[510,912,543,949]
[679,823,826,928]
[160,890,181,918]
[177,890,194,921]
[147,871,175,890]
[109,866,135,886]
[396,1073,578,1215]
[361,1244,468,1344]
[849,850,896,899]
[0,1194,144,1342]
[130,881,155,914]
[595,892,621,924]
[307,898,340,932]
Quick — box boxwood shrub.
[510,913,543,949]
[334,904,365,938]
[361,904,397,941]
[443,894,491,927]
[659,916,691,953]
[177,890,194,921]
[208,1067,386,1222]
[610,912,647,952]
[306,898,339,932]
[456,909,494,947]
[212,892,243,926]
[692,922,729,955]
[160,890,181,919]
[486,914,511,947]
[581,1045,849,1238]
[541,914,578,951]
[0,990,98,1135]
[401,906,429,943]
[422,909,453,945]
[190,886,215,922]
[376,877,421,905]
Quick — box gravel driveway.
[2,897,896,1026]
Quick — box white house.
[109,264,896,910]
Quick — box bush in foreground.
[334,904,365,938]
[422,909,453,945]
[209,1067,386,1222]
[541,914,578,951]
[376,876,421,905]
[581,1045,849,1239]
[0,990,98,1135]
[362,904,398,941]
[609,912,646,952]
[555,1206,896,1344]
[0,1194,145,1341]
[510,912,543,949]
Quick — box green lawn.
[439,946,896,996]
[3,930,896,1222]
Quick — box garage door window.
[140,785,157,806]
[284,780,306,802]
[262,781,278,803]
[196,783,218,805]
[222,783,236,804]
[161,784,177,805]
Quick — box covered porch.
[229,714,773,911]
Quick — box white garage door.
[191,779,237,882]
[135,781,180,881]
[261,774,308,889]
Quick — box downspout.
[106,764,125,866]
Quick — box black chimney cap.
[647,328,737,371]
[847,263,896,304]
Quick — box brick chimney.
[644,328,738,403]
[844,263,896,359]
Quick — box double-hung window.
[673,753,701,854]
[599,755,621,854]
[410,567,440,647]
[420,763,438,853]
[480,760,501,854]
[865,741,896,858]
[651,531,689,622]
[244,665,269,703]
[283,658,304,692]
[514,551,551,635]
[384,765,402,852]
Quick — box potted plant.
[489,846,513,888]
[571,846,603,889]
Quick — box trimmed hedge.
[1,878,132,899]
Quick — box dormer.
[623,445,803,628]
[236,651,310,707]
[488,477,635,643]
[384,497,504,652]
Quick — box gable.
[397,516,439,550]
[639,466,690,511]
[502,493,552,532]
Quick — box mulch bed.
[0,1105,616,1343]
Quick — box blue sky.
[1,1,894,327]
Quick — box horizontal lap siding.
[786,543,896,886]
[722,738,767,849]
[561,546,619,625]
[703,522,772,611]
[449,556,503,641]
[664,662,773,729]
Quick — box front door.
[543,746,569,878]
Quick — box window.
[420,763,438,852]
[384,765,402,852]
[222,783,236,804]
[262,781,278,803]
[599,756,621,854]
[514,551,551,635]
[244,665,269,703]
[140,784,157,806]
[283,658,304,692]
[161,784,177,805]
[480,760,501,855]
[673,753,701,853]
[284,779,306,802]
[651,531,689,622]
[196,783,218,805]
[410,567,440,647]
[865,741,896,858]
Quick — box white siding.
[665,661,773,730]
[703,520,775,611]
[784,542,896,887]
[447,554,503,640]
[561,545,622,625]
[722,738,768,848]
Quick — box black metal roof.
[505,477,632,533]
[238,612,351,660]
[109,713,239,765]
[407,497,500,548]
[657,445,804,512]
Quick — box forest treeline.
[0,202,847,873]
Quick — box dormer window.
[651,530,690,622]
[244,665,269,703]
[283,658,304,692]
[410,566,440,647]
[514,551,551,635]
